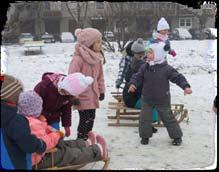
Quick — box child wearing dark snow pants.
[17,90,107,169]
[128,41,192,146]
[122,38,159,133]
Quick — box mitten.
[64,127,71,137]
[169,50,176,57]
[56,131,65,138]
[164,44,171,51]
[99,93,105,101]
[72,98,80,105]
[38,115,47,122]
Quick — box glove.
[56,131,65,138]
[116,83,120,89]
[169,50,176,57]
[164,44,171,51]
[99,93,105,101]
[184,87,192,95]
[38,115,47,122]
[64,127,71,137]
[72,98,80,105]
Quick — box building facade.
[4,1,216,41]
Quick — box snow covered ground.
[2,39,217,170]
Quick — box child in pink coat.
[68,28,105,140]
[17,90,108,168]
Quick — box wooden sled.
[108,92,189,127]
[34,148,110,170]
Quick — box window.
[186,18,191,26]
[115,20,128,32]
[96,2,104,9]
[179,18,192,28]
[45,2,50,10]
[179,19,185,27]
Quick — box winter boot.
[85,131,97,146]
[97,135,107,160]
[152,127,158,133]
[88,131,97,144]
[172,138,182,146]
[141,138,149,145]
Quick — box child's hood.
[152,31,168,42]
[41,72,65,87]
[147,42,168,65]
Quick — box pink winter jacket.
[68,43,105,110]
[25,116,61,166]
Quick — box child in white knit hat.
[34,72,94,137]
[148,17,176,58]
[128,41,192,146]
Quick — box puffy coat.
[34,73,73,127]
[25,116,61,166]
[1,101,46,169]
[68,43,105,110]
[129,61,191,105]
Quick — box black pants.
[77,109,96,140]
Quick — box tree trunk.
[82,2,88,28]
[66,2,78,23]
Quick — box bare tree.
[65,1,89,28]
[102,2,179,51]
[181,2,216,36]
[2,2,41,43]
[102,2,137,51]
[34,1,44,40]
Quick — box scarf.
[74,43,103,65]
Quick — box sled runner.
[108,92,189,127]
[34,148,110,170]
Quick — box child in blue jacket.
[1,74,46,170]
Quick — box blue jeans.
[50,122,60,130]
[134,99,159,122]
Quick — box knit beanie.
[149,42,167,64]
[157,17,170,31]
[75,28,102,48]
[17,90,43,117]
[131,38,146,54]
[125,41,134,56]
[1,74,23,103]
[57,72,94,96]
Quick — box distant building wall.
[10,1,216,39]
